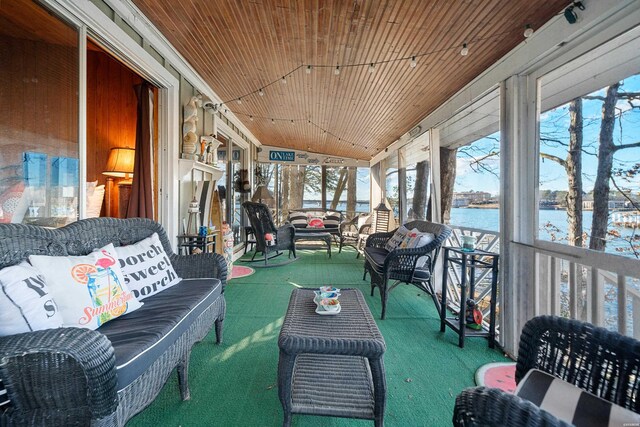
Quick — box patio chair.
[453,316,640,426]
[338,213,371,257]
[242,201,297,267]
[363,220,451,319]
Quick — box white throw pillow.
[0,262,64,336]
[29,244,143,330]
[384,225,410,252]
[400,228,436,268]
[114,233,181,300]
[86,182,105,218]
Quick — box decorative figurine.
[465,299,483,330]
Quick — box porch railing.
[444,226,501,337]
[534,241,640,337]
[443,226,640,343]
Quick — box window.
[538,68,640,257]
[0,1,79,226]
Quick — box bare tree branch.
[613,141,640,151]
[540,152,567,167]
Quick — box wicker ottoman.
[277,288,386,426]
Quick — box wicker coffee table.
[294,232,332,257]
[277,288,386,426]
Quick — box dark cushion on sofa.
[324,213,341,229]
[364,247,389,271]
[99,278,222,390]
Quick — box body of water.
[450,207,638,256]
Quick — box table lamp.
[251,185,274,205]
[103,147,135,217]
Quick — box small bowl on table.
[320,298,340,312]
[319,286,340,293]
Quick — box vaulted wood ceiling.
[133,0,567,160]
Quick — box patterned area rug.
[475,362,517,393]
[229,265,255,279]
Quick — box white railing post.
[590,268,604,326]
[618,275,627,335]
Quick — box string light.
[334,66,340,75]
[236,98,242,104]
[368,63,375,73]
[460,42,469,56]
[410,56,417,68]
[281,76,287,84]
[258,88,264,96]
[249,115,254,121]
[271,118,275,124]
[524,24,534,38]
[306,65,312,74]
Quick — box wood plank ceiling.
[133,0,567,160]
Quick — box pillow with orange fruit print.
[29,244,143,330]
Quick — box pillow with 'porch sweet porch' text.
[114,233,181,301]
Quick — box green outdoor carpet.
[128,247,507,427]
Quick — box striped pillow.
[0,379,9,411]
[385,226,411,252]
[516,369,640,427]
[289,211,308,228]
[324,213,341,229]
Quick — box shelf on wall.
[179,158,224,181]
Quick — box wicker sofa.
[0,218,227,426]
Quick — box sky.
[454,74,640,196]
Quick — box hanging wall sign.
[268,150,296,162]
[258,145,362,167]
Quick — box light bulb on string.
[291,120,294,124]
[524,24,534,38]
[410,56,417,68]
[236,98,242,104]
[306,65,312,74]
[271,118,275,124]
[258,88,264,96]
[460,43,469,56]
[249,115,254,121]
[281,76,287,84]
[334,66,340,75]
[368,63,375,73]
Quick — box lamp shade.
[103,148,135,178]
[251,185,274,203]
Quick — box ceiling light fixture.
[334,66,340,75]
[410,56,417,68]
[306,65,312,74]
[523,24,534,38]
[258,88,264,96]
[368,63,375,73]
[564,1,584,24]
[460,43,469,56]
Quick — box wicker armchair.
[338,213,371,256]
[363,220,451,319]
[242,201,297,267]
[453,316,640,426]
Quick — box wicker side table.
[277,288,386,426]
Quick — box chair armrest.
[0,328,118,421]
[516,315,640,412]
[276,223,295,241]
[365,231,394,249]
[453,387,571,427]
[171,252,228,290]
[358,223,372,234]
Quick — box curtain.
[127,82,154,219]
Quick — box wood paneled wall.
[86,48,142,216]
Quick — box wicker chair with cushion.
[453,315,640,426]
[363,220,451,319]
[242,201,297,267]
[338,213,371,256]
